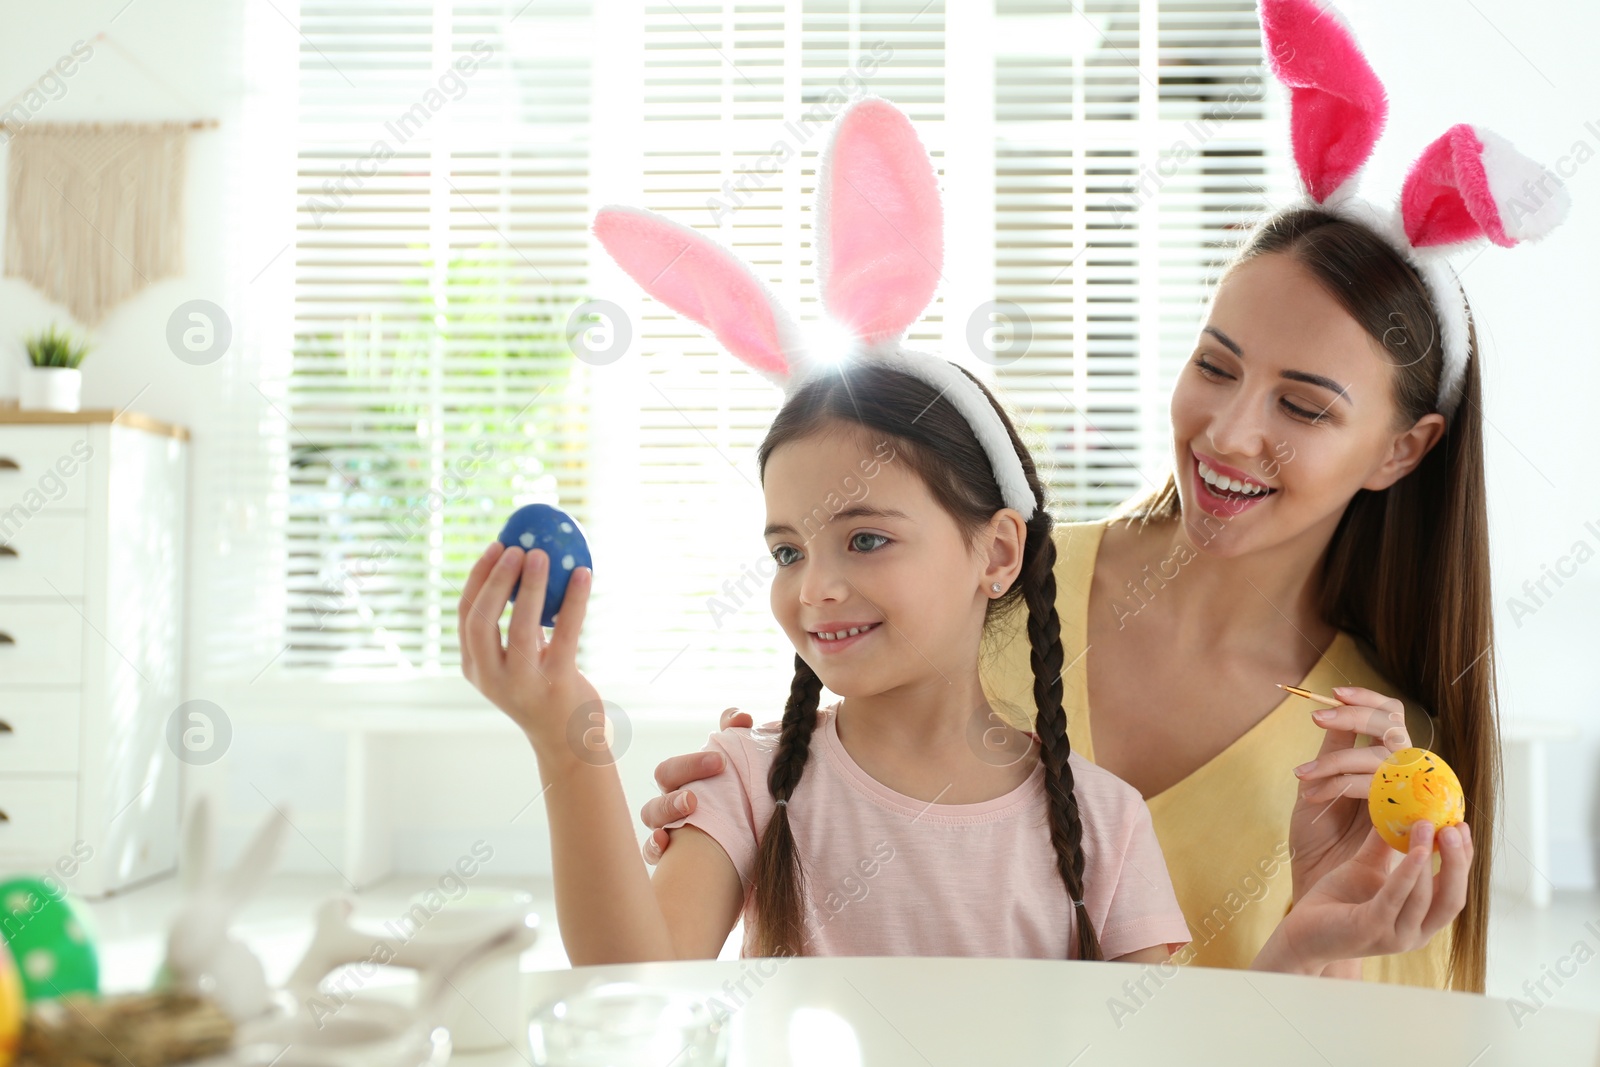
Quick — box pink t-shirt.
[661,702,1193,960]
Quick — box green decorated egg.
[0,878,98,1001]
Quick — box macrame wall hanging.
[4,120,202,325]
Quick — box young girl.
[458,96,1458,970]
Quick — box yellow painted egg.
[0,938,21,1066]
[1368,747,1465,852]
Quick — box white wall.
[2,0,1594,891]
[0,0,243,416]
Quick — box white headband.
[787,345,1036,520]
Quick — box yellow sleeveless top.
[978,518,1452,987]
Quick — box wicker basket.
[17,991,234,1067]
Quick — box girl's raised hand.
[1287,685,1424,902]
[459,541,600,759]
[1256,818,1473,975]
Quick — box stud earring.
[990,582,1002,594]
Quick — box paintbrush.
[1276,683,1345,708]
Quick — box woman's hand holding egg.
[1287,685,1425,902]
[459,540,600,765]
[1268,684,1475,976]
[1254,818,1472,975]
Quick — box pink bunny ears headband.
[591,97,1039,522]
[1260,0,1571,418]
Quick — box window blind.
[277,0,1289,703]
[286,1,594,677]
[993,0,1292,513]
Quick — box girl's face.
[762,428,1008,697]
[1169,251,1445,558]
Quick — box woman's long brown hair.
[750,361,1103,961]
[1123,205,1499,992]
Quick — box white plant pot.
[19,366,82,412]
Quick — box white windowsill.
[205,674,760,728]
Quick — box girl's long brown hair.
[1123,205,1499,992]
[751,361,1102,961]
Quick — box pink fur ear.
[815,97,943,348]
[592,205,799,383]
[1400,124,1571,250]
[1259,0,1388,203]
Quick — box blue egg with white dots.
[497,504,593,626]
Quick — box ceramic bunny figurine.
[158,795,290,1023]
[158,797,541,1064]
[232,895,539,1067]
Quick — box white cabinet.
[0,412,186,896]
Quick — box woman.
[640,203,1497,991]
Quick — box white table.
[452,956,1600,1066]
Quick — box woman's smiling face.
[761,425,993,697]
[1170,250,1445,557]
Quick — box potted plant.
[21,324,89,412]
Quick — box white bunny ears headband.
[591,97,1039,521]
[1259,0,1572,419]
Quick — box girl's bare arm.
[535,747,743,964]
